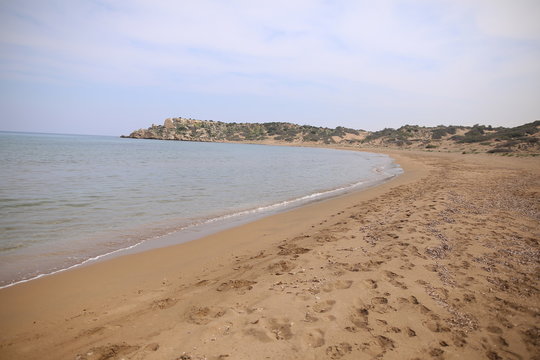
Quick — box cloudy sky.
[1,0,539,135]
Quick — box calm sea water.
[0,132,402,287]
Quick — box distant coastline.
[123,117,540,155]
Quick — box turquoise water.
[0,132,401,287]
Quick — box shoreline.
[1,150,538,359]
[0,147,401,289]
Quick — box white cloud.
[0,0,538,131]
[471,0,540,40]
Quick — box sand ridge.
[0,151,538,360]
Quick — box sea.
[0,132,402,288]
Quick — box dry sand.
[0,150,539,360]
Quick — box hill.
[123,118,540,155]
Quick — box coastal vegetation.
[123,118,540,155]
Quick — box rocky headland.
[123,117,540,155]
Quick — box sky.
[0,0,539,135]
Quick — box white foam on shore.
[0,158,402,290]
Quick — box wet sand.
[0,150,539,360]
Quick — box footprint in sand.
[185,306,226,325]
[346,260,384,272]
[151,297,178,310]
[423,319,451,333]
[334,280,353,289]
[301,329,325,348]
[216,280,256,294]
[76,326,105,340]
[399,260,415,270]
[376,335,395,351]
[452,330,468,347]
[304,312,319,323]
[322,280,353,292]
[267,318,294,340]
[277,244,311,256]
[372,296,388,304]
[428,347,445,358]
[326,342,352,359]
[243,317,295,342]
[315,232,340,243]
[407,327,417,337]
[250,250,266,259]
[370,296,394,314]
[486,325,502,334]
[76,343,140,360]
[144,343,160,351]
[347,306,370,332]
[489,334,509,348]
[383,270,408,289]
[312,300,336,313]
[267,260,296,275]
[364,279,378,289]
[243,327,273,343]
[520,326,540,354]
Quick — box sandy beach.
[0,150,539,360]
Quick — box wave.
[0,164,401,290]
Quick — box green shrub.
[431,126,458,139]
[487,148,512,153]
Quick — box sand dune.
[1,150,538,360]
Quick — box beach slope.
[1,151,539,360]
